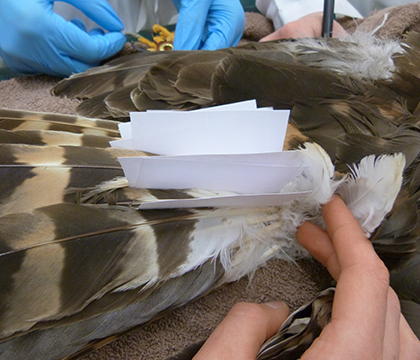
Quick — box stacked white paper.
[111,100,311,209]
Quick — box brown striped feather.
[0,128,117,147]
[0,143,149,216]
[0,109,120,136]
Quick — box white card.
[118,122,132,139]
[113,101,306,209]
[118,151,306,194]
[115,100,263,141]
[148,99,261,112]
[138,191,311,209]
[112,109,289,155]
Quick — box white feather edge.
[175,143,340,283]
[287,31,402,81]
[337,153,405,235]
[112,144,404,291]
[177,144,405,285]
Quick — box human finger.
[69,18,87,32]
[382,289,401,359]
[34,30,124,77]
[63,0,124,31]
[259,13,346,42]
[55,18,126,66]
[200,0,244,50]
[201,31,227,51]
[201,17,244,50]
[69,19,105,37]
[322,195,382,271]
[382,289,420,359]
[296,220,340,280]
[312,196,390,358]
[89,27,106,37]
[173,0,210,50]
[332,21,347,38]
[399,313,420,358]
[193,302,289,360]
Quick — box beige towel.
[339,2,420,39]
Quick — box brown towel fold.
[339,2,420,39]
[240,12,274,43]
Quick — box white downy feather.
[283,31,402,81]
[202,143,343,283]
[337,153,405,235]
[84,145,405,289]
[197,144,405,284]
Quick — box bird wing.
[52,34,402,119]
[3,31,419,358]
[0,104,407,359]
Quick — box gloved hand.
[172,0,245,50]
[0,0,126,77]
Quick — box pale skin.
[260,12,347,41]
[193,196,420,359]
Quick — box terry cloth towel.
[339,2,420,39]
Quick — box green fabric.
[0,67,21,81]
[241,0,258,12]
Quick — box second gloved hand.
[172,0,245,51]
[0,0,127,77]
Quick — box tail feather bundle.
[0,106,407,360]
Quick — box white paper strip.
[194,99,259,111]
[118,151,306,194]
[118,122,132,139]
[116,100,262,141]
[149,99,261,113]
[110,137,133,150]
[138,191,311,209]
[112,109,289,155]
[113,101,306,209]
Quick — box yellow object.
[137,37,157,50]
[153,36,165,44]
[137,24,175,51]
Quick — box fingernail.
[264,301,287,310]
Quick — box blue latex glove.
[0,0,126,77]
[172,0,245,50]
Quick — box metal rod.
[322,0,335,38]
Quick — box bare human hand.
[260,12,347,41]
[193,196,420,359]
[297,195,420,359]
[192,301,290,360]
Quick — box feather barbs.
[338,153,406,234]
